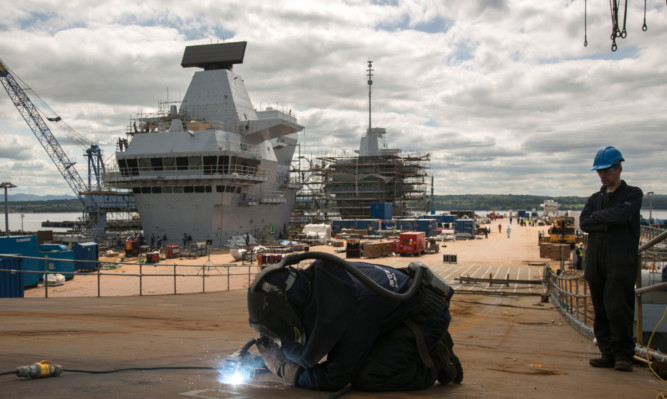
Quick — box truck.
[398,231,426,256]
[545,216,577,248]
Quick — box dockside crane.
[0,57,135,240]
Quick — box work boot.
[433,332,463,385]
[614,359,633,372]
[589,356,615,368]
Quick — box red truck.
[398,231,426,256]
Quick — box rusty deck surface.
[1,288,664,399]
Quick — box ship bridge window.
[189,156,202,171]
[151,186,161,193]
[203,156,218,175]
[161,186,172,193]
[126,159,139,176]
[132,187,141,194]
[141,186,151,194]
[151,158,163,171]
[138,158,151,171]
[163,157,176,171]
[184,186,194,193]
[176,157,188,171]
[172,186,183,193]
[194,185,206,193]
[118,159,129,177]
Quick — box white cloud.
[0,0,665,199]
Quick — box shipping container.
[40,244,68,251]
[0,236,40,287]
[38,249,75,281]
[0,256,24,298]
[370,203,392,219]
[72,242,99,271]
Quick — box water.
[3,212,83,233]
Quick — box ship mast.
[367,60,373,133]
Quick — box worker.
[580,146,642,372]
[575,244,583,270]
[506,225,511,238]
[248,256,463,391]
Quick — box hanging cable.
[584,0,588,47]
[643,0,649,31]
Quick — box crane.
[0,57,135,239]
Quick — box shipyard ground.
[1,290,665,398]
[2,223,666,398]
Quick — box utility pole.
[1,182,16,237]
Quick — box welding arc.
[252,251,425,302]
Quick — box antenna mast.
[367,60,373,132]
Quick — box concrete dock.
[1,223,665,398]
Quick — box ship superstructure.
[104,42,302,247]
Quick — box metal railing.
[545,226,667,363]
[0,253,264,298]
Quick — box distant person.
[580,146,642,372]
[574,244,583,270]
[498,224,502,234]
[484,227,488,239]
[506,225,511,238]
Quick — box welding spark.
[216,358,252,385]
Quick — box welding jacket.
[279,260,451,391]
[580,180,643,281]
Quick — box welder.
[247,252,462,391]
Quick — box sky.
[0,0,665,199]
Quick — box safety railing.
[545,226,667,363]
[0,253,264,298]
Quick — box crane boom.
[1,57,137,240]
[0,58,87,198]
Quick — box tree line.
[6,194,666,213]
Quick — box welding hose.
[251,251,424,303]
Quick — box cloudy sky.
[1,0,665,199]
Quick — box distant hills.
[4,193,665,213]
[6,193,77,202]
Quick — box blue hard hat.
[591,146,624,171]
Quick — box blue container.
[0,236,40,287]
[0,256,24,298]
[40,244,68,251]
[517,210,527,218]
[417,219,437,237]
[455,219,475,235]
[370,203,392,219]
[38,249,75,281]
[72,242,99,271]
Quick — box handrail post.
[636,253,644,346]
[43,256,48,298]
[97,267,101,297]
[202,264,206,293]
[173,263,177,295]
[139,263,143,296]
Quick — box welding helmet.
[247,263,306,347]
[591,146,624,171]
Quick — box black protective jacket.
[280,260,450,391]
[580,180,643,282]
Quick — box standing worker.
[580,146,642,372]
[506,225,511,238]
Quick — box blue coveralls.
[580,180,643,362]
[279,260,452,391]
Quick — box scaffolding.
[291,151,431,226]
